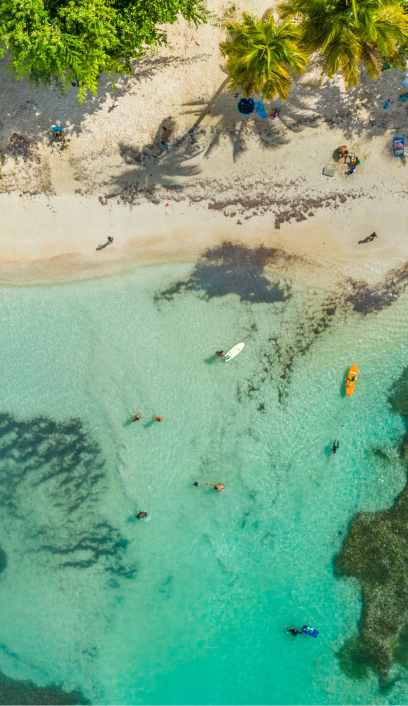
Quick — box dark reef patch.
[155,242,296,304]
[233,295,339,404]
[157,242,344,403]
[0,413,104,514]
[335,366,408,683]
[346,261,408,315]
[0,412,135,580]
[41,523,135,577]
[266,298,338,404]
[0,669,90,705]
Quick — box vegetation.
[278,0,408,87]
[0,0,209,101]
[220,12,308,100]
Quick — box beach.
[2,0,408,703]
[1,0,408,288]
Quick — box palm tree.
[278,0,408,87]
[219,12,309,101]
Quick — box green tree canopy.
[278,0,408,87]
[0,0,208,101]
[220,12,308,101]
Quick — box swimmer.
[136,511,147,520]
[285,626,305,638]
[154,415,164,422]
[331,438,340,454]
[194,481,225,491]
[216,350,226,359]
[131,413,141,422]
[206,483,225,491]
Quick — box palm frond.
[278,0,408,86]
[220,11,308,100]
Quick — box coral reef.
[0,668,90,705]
[336,366,408,682]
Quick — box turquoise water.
[1,260,408,704]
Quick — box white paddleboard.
[225,342,245,361]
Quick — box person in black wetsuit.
[286,626,305,638]
[331,438,340,454]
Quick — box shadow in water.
[203,355,221,365]
[340,368,350,398]
[155,242,295,304]
[0,547,6,574]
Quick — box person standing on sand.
[107,236,114,243]
[369,232,378,241]
[132,413,141,422]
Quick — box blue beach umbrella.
[238,98,255,115]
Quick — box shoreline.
[2,0,408,292]
[2,191,408,288]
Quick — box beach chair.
[393,136,404,157]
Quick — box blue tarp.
[254,101,268,119]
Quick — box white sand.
[1,0,408,285]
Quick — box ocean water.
[1,256,408,705]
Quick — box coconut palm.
[219,12,309,101]
[278,0,408,87]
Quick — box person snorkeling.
[193,481,225,491]
[285,626,306,640]
[331,438,340,454]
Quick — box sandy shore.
[1,0,408,287]
[2,188,408,288]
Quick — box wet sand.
[2,191,408,288]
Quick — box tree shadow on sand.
[0,52,211,147]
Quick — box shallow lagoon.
[0,258,408,704]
